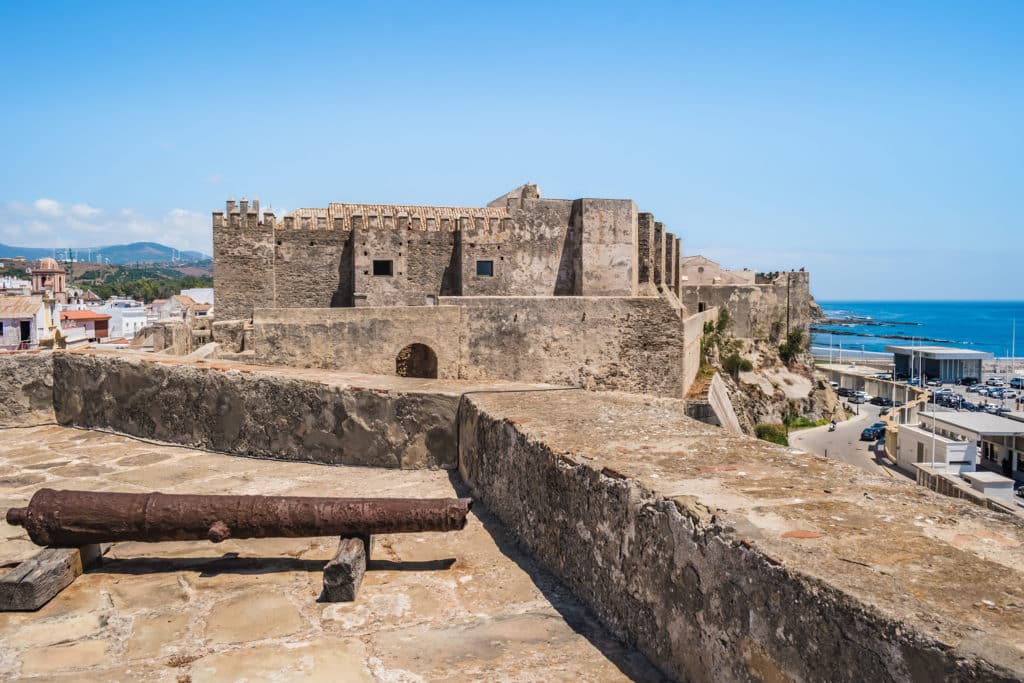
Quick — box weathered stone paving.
[0,425,660,681]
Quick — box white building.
[898,411,1024,484]
[887,345,993,383]
[98,298,149,339]
[0,276,31,294]
[0,296,46,350]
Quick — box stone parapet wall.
[458,389,1024,681]
[0,351,54,426]
[681,307,718,394]
[51,351,470,469]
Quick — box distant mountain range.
[0,241,209,264]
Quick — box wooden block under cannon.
[322,535,371,602]
[0,543,109,611]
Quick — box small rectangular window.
[372,260,393,276]
[698,302,706,313]
[476,260,494,277]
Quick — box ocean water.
[812,301,1024,358]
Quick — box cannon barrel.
[6,489,473,547]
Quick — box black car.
[958,377,980,386]
[837,387,852,397]
[860,425,884,441]
[870,396,887,406]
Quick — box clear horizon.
[1,2,1020,300]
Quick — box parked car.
[829,381,839,390]
[987,377,1005,386]
[926,378,943,387]
[1010,377,1024,389]
[837,387,851,397]
[849,395,866,404]
[861,425,884,441]
[958,377,980,386]
[960,401,978,411]
[1002,390,1018,399]
[967,384,983,393]
[870,396,887,406]
[879,408,890,417]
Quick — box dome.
[37,257,63,271]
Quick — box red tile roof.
[61,310,111,322]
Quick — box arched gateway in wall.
[395,344,438,379]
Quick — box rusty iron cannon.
[6,488,473,547]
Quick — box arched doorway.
[396,343,438,379]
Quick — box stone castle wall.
[253,306,463,378]
[446,296,684,396]
[252,297,703,398]
[680,271,813,340]
[214,194,646,322]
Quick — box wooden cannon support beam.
[321,534,371,602]
[0,543,109,611]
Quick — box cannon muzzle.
[6,489,473,547]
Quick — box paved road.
[789,404,907,478]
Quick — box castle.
[2,188,1021,682]
[213,184,815,399]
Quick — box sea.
[812,301,1024,360]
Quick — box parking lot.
[925,376,1023,415]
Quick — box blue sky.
[0,1,1020,299]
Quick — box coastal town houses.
[60,309,110,342]
[0,296,46,350]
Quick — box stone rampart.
[1,351,1022,679]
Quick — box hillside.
[72,261,212,303]
[0,241,208,264]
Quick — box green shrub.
[778,329,806,365]
[715,308,731,333]
[755,423,789,446]
[722,352,753,379]
[789,416,828,430]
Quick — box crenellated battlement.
[275,203,510,232]
[212,196,275,229]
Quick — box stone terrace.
[0,425,659,682]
